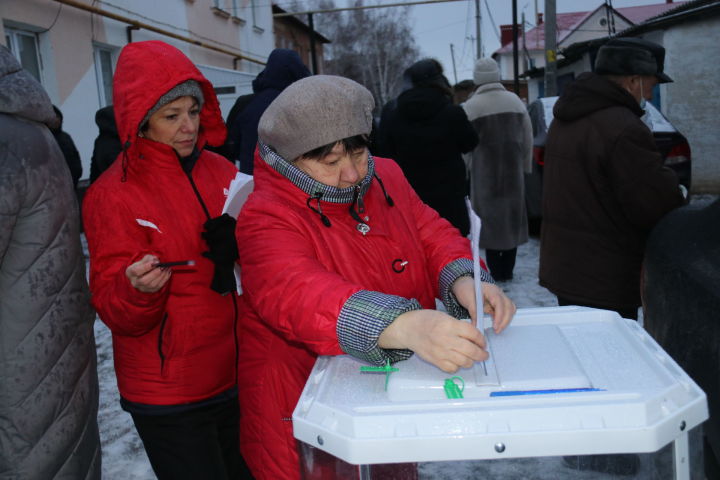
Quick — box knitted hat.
[258,75,375,161]
[404,58,451,90]
[141,79,205,127]
[595,37,672,83]
[473,58,500,86]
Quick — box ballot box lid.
[292,306,708,465]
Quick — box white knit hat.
[473,58,500,86]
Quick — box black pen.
[154,260,196,268]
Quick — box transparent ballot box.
[293,307,708,479]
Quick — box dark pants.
[486,248,517,281]
[557,297,639,320]
[131,397,253,480]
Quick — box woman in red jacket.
[236,75,516,479]
[83,41,251,479]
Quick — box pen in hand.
[153,260,196,268]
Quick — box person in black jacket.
[228,49,310,174]
[375,58,478,236]
[89,105,122,183]
[50,105,82,188]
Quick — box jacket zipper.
[157,312,169,373]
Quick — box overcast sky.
[410,0,677,83]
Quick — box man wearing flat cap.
[540,37,685,323]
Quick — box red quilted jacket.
[83,41,240,405]
[236,152,474,479]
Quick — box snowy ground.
[91,195,717,479]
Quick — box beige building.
[1,0,276,182]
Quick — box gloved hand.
[201,213,239,295]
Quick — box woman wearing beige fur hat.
[235,74,516,479]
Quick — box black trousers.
[486,248,517,281]
[556,296,639,320]
[131,397,253,480]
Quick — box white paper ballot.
[222,172,254,294]
[465,198,485,333]
[222,172,254,218]
[465,197,498,381]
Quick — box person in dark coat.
[375,58,478,236]
[213,92,254,162]
[539,37,686,321]
[0,45,101,480]
[50,104,82,188]
[228,48,310,174]
[89,104,122,183]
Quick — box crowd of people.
[1,35,692,480]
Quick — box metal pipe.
[308,12,317,74]
[512,0,520,95]
[273,0,463,17]
[52,0,265,65]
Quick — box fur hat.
[595,37,672,83]
[473,58,500,86]
[258,75,375,161]
[141,79,205,127]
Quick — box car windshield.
[534,96,677,134]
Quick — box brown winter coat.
[539,72,684,310]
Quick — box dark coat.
[229,49,310,174]
[539,72,685,309]
[50,108,83,188]
[376,85,478,235]
[89,105,121,183]
[0,46,100,479]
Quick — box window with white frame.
[5,27,42,83]
[250,0,258,27]
[94,45,115,107]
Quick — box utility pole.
[512,0,520,95]
[475,0,482,58]
[307,13,318,74]
[450,43,458,84]
[544,0,557,96]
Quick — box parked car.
[525,96,692,234]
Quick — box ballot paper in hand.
[222,172,254,294]
[465,197,498,383]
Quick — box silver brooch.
[356,223,370,235]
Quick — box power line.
[483,0,501,42]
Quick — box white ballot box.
[293,307,708,479]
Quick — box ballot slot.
[386,322,592,401]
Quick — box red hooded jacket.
[83,41,240,406]
[236,149,477,479]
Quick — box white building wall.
[1,0,273,182]
[658,19,720,193]
[562,9,632,46]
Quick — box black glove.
[201,213,239,295]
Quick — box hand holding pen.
[153,260,196,268]
[126,255,172,293]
